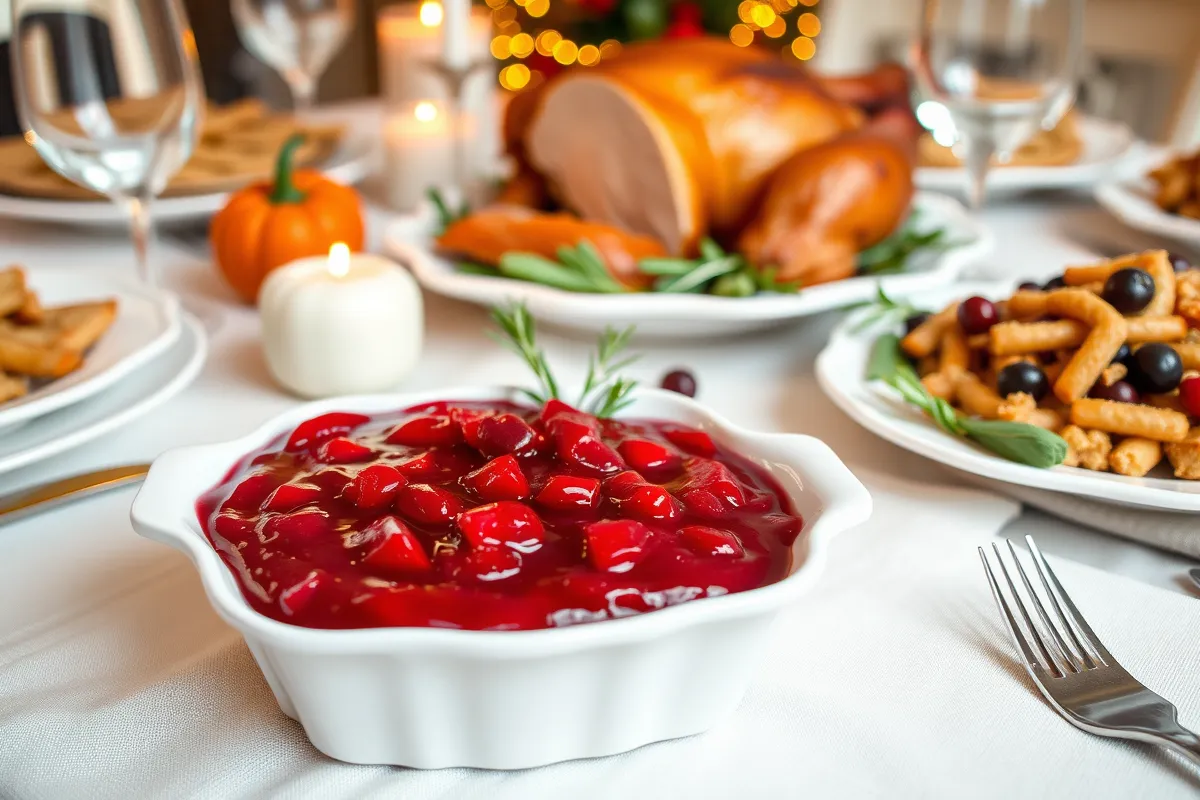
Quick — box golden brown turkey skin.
[438,208,665,290]
[737,131,914,286]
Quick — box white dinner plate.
[0,271,180,434]
[917,116,1135,195]
[383,191,993,338]
[816,281,1200,512]
[0,313,206,475]
[0,135,373,228]
[1094,178,1200,248]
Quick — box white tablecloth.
[0,106,1198,797]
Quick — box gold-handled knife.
[0,464,150,525]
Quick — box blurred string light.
[732,0,820,59]
[489,0,627,88]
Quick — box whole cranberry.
[1179,376,1200,417]
[1088,380,1140,405]
[1168,252,1193,273]
[957,296,999,335]
[1017,281,1041,292]
[997,362,1049,401]
[661,369,697,397]
[1129,343,1184,394]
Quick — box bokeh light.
[764,16,786,37]
[414,101,438,123]
[578,44,600,66]
[553,39,579,65]
[499,63,531,90]
[749,4,776,28]
[490,35,511,59]
[536,29,562,55]
[419,0,442,26]
[790,36,816,60]
[525,0,549,17]
[730,23,754,46]
[797,12,820,36]
[510,32,535,58]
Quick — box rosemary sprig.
[489,305,560,405]
[848,286,924,333]
[868,334,1067,468]
[427,187,470,236]
[490,303,639,417]
[858,212,967,276]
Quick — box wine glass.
[10,0,205,287]
[911,0,1085,208]
[231,0,356,111]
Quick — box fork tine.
[990,542,1067,676]
[1025,536,1111,667]
[978,546,1052,674]
[1005,539,1082,673]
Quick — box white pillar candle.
[259,244,424,399]
[383,100,455,212]
[376,2,498,207]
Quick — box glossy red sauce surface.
[196,400,804,631]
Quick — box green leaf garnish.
[849,286,924,333]
[490,303,640,418]
[495,241,627,294]
[857,210,970,276]
[866,334,1067,468]
[427,187,469,236]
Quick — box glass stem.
[287,73,317,113]
[127,191,156,288]
[446,70,471,207]
[962,132,996,210]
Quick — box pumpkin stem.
[270,134,308,204]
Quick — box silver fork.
[980,536,1200,768]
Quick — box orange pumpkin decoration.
[210,134,365,303]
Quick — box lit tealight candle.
[259,244,424,398]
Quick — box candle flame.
[328,243,351,278]
[419,0,443,26]
[414,101,438,123]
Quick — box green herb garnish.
[849,286,924,333]
[867,333,1068,468]
[427,187,470,235]
[497,242,626,293]
[490,304,639,417]
[640,238,800,295]
[857,212,967,276]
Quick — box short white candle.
[259,244,424,399]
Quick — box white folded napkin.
[962,476,1200,560]
[1,471,1198,799]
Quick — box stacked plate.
[0,270,208,475]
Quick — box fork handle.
[1159,729,1200,768]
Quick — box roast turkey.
[442,37,918,288]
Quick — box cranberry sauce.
[196,400,805,631]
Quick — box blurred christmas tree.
[486,0,822,90]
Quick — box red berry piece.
[263,508,331,542]
[262,482,323,513]
[316,437,374,464]
[618,438,683,478]
[549,417,625,473]
[462,454,530,501]
[457,501,545,551]
[956,296,999,335]
[466,544,523,582]
[279,569,329,616]
[212,512,254,545]
[384,415,461,447]
[586,519,653,573]
[678,458,748,516]
[344,464,406,509]
[605,470,646,501]
[535,475,601,511]
[395,483,464,527]
[362,516,432,572]
[285,412,370,451]
[1180,376,1200,417]
[662,427,717,457]
[224,472,279,510]
[462,413,537,456]
[394,451,439,479]
[539,398,581,426]
[620,484,683,524]
[680,525,745,557]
